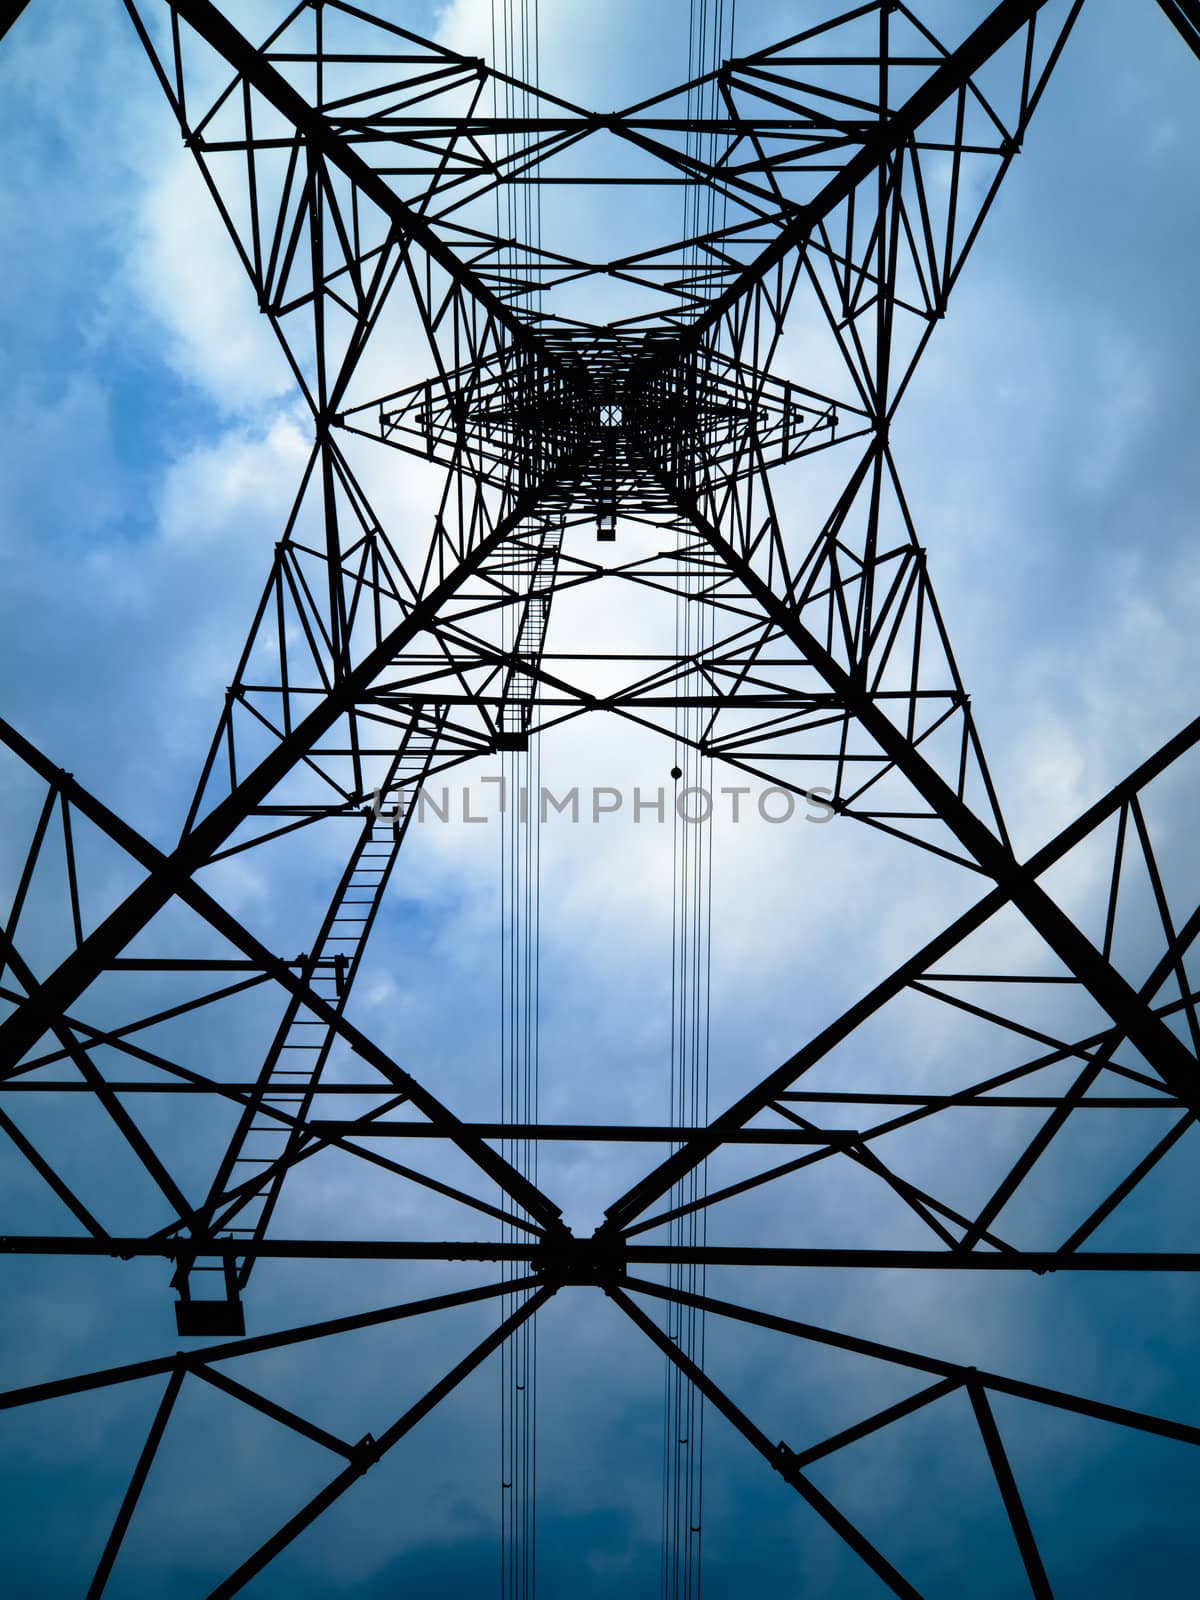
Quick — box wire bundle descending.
[662,14,735,1592]
[493,6,544,1598]
[661,564,715,1600]
[499,735,541,1600]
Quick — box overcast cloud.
[2,1,1200,1595]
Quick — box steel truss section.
[2,1,1200,1595]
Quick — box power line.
[495,5,544,1597]
[662,7,735,1594]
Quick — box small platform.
[174,1298,246,1338]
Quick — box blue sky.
[2,1,1200,1594]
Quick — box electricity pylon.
[2,2,1200,1594]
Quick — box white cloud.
[131,145,294,414]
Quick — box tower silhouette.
[2,1,1200,1594]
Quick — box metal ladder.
[175,712,446,1330]
[499,522,564,742]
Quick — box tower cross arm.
[158,0,550,361]
[663,0,1059,359]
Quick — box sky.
[2,0,1200,1595]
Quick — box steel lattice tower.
[2,1,1200,1594]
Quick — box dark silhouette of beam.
[1157,0,1200,60]
[0,1,33,46]
[664,0,1063,354]
[163,0,546,354]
